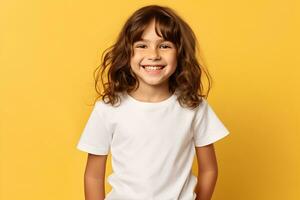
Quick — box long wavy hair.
[93,5,212,109]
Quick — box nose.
[147,48,161,60]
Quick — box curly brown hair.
[93,5,212,109]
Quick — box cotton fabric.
[76,92,230,200]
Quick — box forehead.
[130,18,177,44]
[136,22,162,41]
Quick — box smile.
[141,65,166,74]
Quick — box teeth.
[143,65,164,70]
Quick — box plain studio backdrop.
[0,0,299,199]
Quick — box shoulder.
[191,98,210,121]
[194,98,209,113]
[93,100,112,116]
[94,94,124,115]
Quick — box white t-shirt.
[76,91,230,200]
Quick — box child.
[76,4,230,200]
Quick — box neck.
[128,84,172,103]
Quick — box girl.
[76,4,230,200]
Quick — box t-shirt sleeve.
[192,99,230,147]
[76,102,113,155]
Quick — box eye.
[134,43,172,49]
[160,44,171,49]
[135,44,147,48]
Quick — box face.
[130,20,177,92]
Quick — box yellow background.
[1,0,299,199]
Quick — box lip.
[142,65,165,75]
[141,64,166,68]
[141,64,167,69]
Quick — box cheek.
[130,56,140,66]
[166,53,177,67]
[130,53,144,66]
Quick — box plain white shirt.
[76,91,230,200]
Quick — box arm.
[84,153,107,200]
[194,143,218,200]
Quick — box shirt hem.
[194,130,230,147]
[76,142,109,155]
